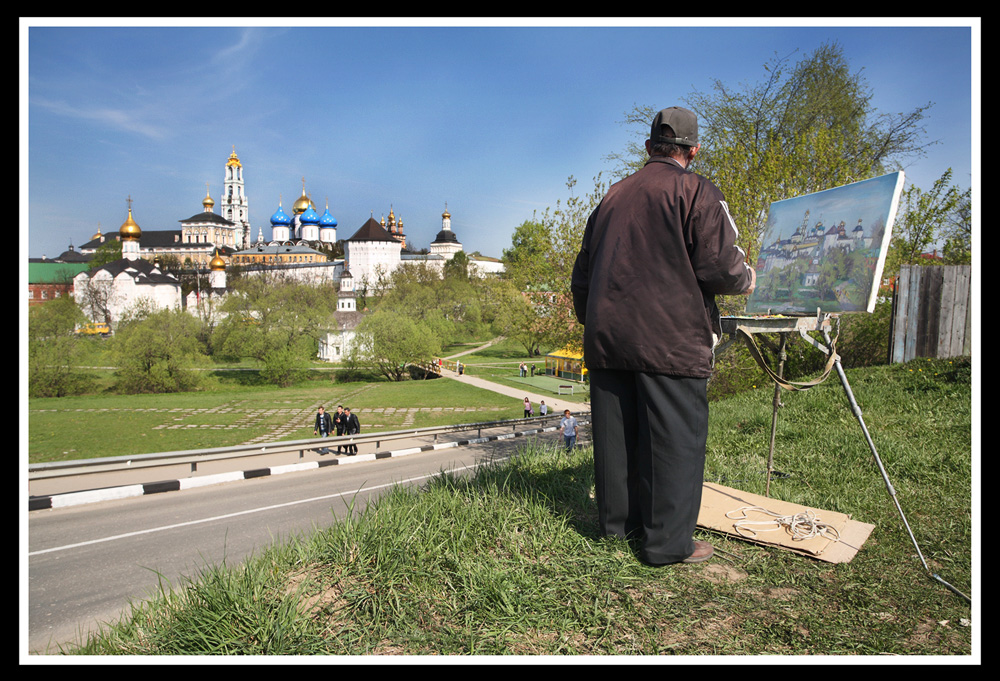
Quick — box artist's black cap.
[650,106,698,146]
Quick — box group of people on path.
[522,396,548,418]
[518,362,537,378]
[313,404,360,455]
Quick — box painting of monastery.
[746,171,905,315]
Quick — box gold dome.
[209,248,226,271]
[203,186,215,210]
[119,205,141,241]
[226,146,242,168]
[293,192,314,215]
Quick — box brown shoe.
[681,540,714,564]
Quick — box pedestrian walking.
[334,405,346,453]
[344,407,360,455]
[314,405,333,454]
[559,409,578,452]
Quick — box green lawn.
[27,376,526,463]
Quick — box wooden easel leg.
[766,333,788,497]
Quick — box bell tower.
[221,146,250,248]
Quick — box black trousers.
[589,368,709,565]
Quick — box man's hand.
[745,266,757,295]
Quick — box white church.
[73,200,184,325]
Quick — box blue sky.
[22,18,978,263]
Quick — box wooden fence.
[890,265,972,363]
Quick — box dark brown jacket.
[571,156,753,378]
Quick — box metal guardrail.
[28,413,586,482]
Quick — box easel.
[716,311,970,602]
[716,311,840,495]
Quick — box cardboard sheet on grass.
[697,482,874,563]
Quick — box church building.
[77,148,253,268]
[73,201,183,326]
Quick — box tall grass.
[64,357,974,657]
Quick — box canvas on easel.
[746,171,905,316]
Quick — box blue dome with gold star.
[270,202,291,226]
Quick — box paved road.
[26,423,572,656]
[25,362,591,657]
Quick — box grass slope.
[59,358,976,657]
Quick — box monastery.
[62,148,503,357]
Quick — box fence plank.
[891,265,971,363]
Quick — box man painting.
[571,106,756,566]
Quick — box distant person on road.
[523,397,532,418]
[530,363,536,377]
[540,400,548,416]
[343,407,360,455]
[559,409,578,452]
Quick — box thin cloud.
[30,96,169,140]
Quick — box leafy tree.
[375,260,486,343]
[27,296,92,397]
[88,238,123,269]
[502,219,555,290]
[536,175,607,353]
[940,190,972,265]
[348,308,441,381]
[485,277,552,357]
[442,250,471,281]
[611,42,934,287]
[886,168,971,272]
[211,271,337,386]
[111,306,207,393]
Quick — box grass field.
[27,375,528,463]
[56,356,976,657]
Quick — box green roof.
[28,262,90,284]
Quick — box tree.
[27,295,91,397]
[442,250,471,281]
[940,190,972,265]
[497,176,607,356]
[212,271,337,386]
[111,306,207,393]
[885,168,969,273]
[502,219,555,290]
[486,278,553,357]
[74,271,121,326]
[536,175,607,353]
[88,238,123,269]
[347,308,441,381]
[612,42,934,286]
[886,168,971,271]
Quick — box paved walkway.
[440,337,589,415]
[438,368,587,416]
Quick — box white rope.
[725,506,842,544]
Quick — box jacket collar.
[645,154,686,170]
